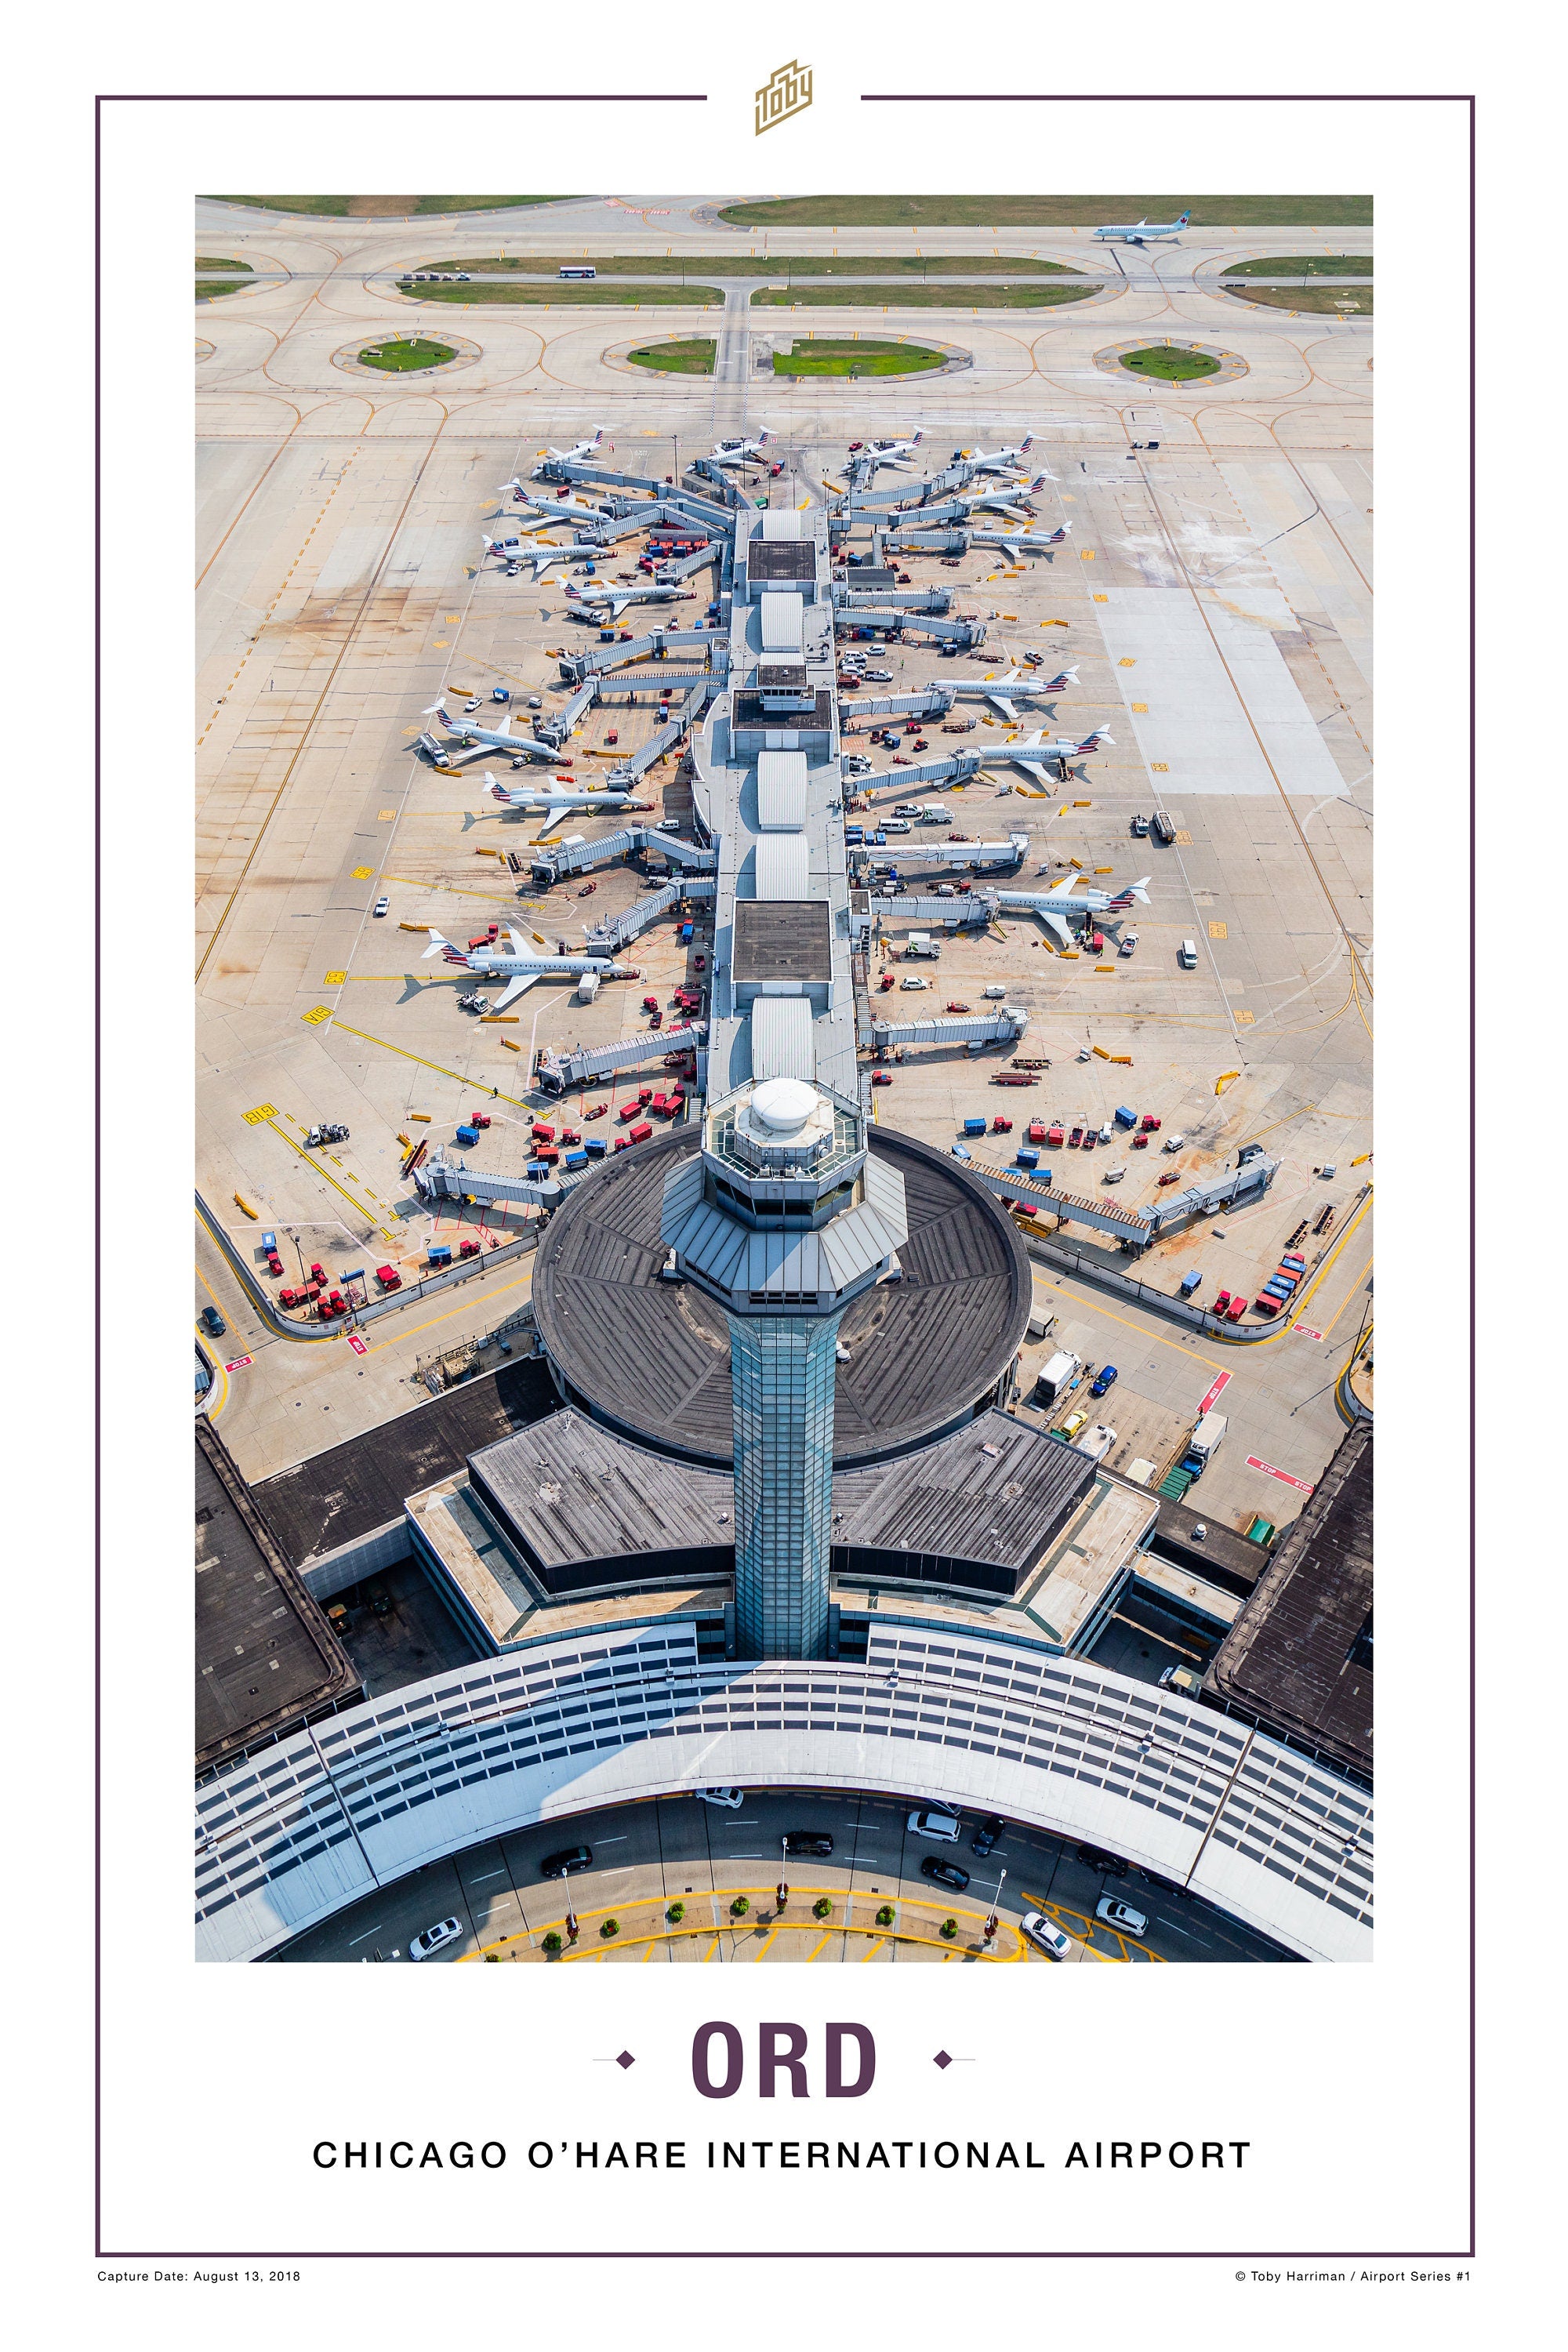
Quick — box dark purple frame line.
[98,88,1473,2265]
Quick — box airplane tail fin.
[910,430,924,447]
[1018,435,1035,456]
[1080,728,1114,750]
[1175,212,1191,227]
[421,929,455,960]
[757,429,774,447]
[422,701,452,724]
[1128,878,1151,903]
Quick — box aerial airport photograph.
[194,190,1374,1969]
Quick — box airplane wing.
[507,928,532,956]
[492,973,538,1011]
[1044,877,1077,897]
[1037,909,1073,949]
[986,696,1019,722]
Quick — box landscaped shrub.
[730,1895,750,1918]
[876,1904,895,1928]
[601,1916,619,1939]
[542,1931,562,1953]
[813,1896,833,1920]
[940,1917,959,1940]
[666,1900,685,1924]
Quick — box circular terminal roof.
[532,1127,1032,1468]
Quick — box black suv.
[540,1845,593,1878]
[920,1857,971,1893]
[782,1831,833,1858]
[201,1305,227,1337]
[1076,1843,1128,1878]
[971,1817,1004,1858]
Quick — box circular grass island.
[1117,344,1221,383]
[773,338,947,379]
[627,338,717,375]
[358,336,459,373]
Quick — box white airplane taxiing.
[707,430,774,468]
[960,436,1036,474]
[1093,210,1190,246]
[484,771,648,815]
[423,926,631,1010]
[995,874,1151,948]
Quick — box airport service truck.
[904,933,942,959]
[1036,1349,1080,1406]
[1178,1412,1228,1480]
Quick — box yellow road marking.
[642,1939,660,1962]
[752,1928,781,1962]
[804,1933,832,1963]
[263,1118,397,1242]
[860,1937,886,1962]
[327,1019,532,1105]
[354,1269,535,1356]
[702,1936,720,1962]
[1312,1252,1374,1344]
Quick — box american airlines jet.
[480,532,608,580]
[423,927,632,1009]
[707,430,774,467]
[483,771,648,815]
[994,874,1151,949]
[929,666,1079,723]
[421,702,560,764]
[1093,210,1191,246]
[982,724,1116,779]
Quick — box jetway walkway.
[1145,1152,1279,1235]
[855,753,989,794]
[840,690,956,729]
[870,894,995,928]
[584,876,714,954]
[536,1021,707,1092]
[962,1156,1155,1248]
[415,1147,564,1212]
[882,528,971,555]
[528,826,718,885]
[834,586,954,615]
[871,1007,1029,1051]
[837,610,987,648]
[866,829,1029,867]
[560,627,726,685]
[608,681,715,784]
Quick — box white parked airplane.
[422,702,560,762]
[707,430,774,467]
[562,580,695,619]
[1093,210,1190,246]
[960,436,1036,474]
[481,532,609,579]
[994,874,1151,948]
[423,926,631,1009]
[971,524,1072,563]
[930,666,1079,722]
[484,771,648,815]
[981,723,1116,778]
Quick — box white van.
[880,818,912,834]
[1178,938,1199,968]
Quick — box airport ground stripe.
[702,1937,720,1962]
[195,416,450,984]
[354,1269,534,1356]
[804,1933,832,1963]
[327,1019,532,1106]
[1310,1250,1374,1345]
[751,1928,781,1962]
[860,1936,887,1962]
[263,1119,397,1241]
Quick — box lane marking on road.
[702,1937,720,1962]
[1196,1370,1230,1417]
[263,1117,397,1241]
[347,1924,385,1947]
[804,1933,832,1962]
[1246,1454,1316,1494]
[469,1868,508,1882]
[223,1354,254,1372]
[327,1018,532,1106]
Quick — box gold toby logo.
[756,59,813,135]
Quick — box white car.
[1021,1910,1073,1959]
[695,1787,744,1809]
[899,975,931,990]
[863,669,894,683]
[654,818,682,833]
[1096,1895,1149,1938]
[908,1808,961,1843]
[408,1917,463,1962]
[373,896,390,918]
[880,818,911,834]
[982,985,1007,999]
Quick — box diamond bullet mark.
[933,2050,953,2071]
[616,2051,635,2070]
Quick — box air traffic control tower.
[660,1075,907,1657]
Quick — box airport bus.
[558,265,597,281]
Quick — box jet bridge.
[534,682,598,746]
[868,894,996,928]
[606,682,717,784]
[856,753,989,794]
[535,1021,708,1094]
[834,586,954,615]
[1145,1153,1279,1236]
[839,689,956,730]
[656,541,724,583]
[415,1147,564,1211]
[871,1007,1029,1051]
[528,826,719,886]
[868,830,1029,869]
[881,528,971,555]
[584,877,716,953]
[837,611,987,648]
[559,628,727,686]
[962,1158,1156,1249]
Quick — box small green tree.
[813,1896,833,1920]
[601,1916,619,1939]
[730,1895,750,1918]
[542,1930,562,1954]
[940,1917,959,1941]
[666,1900,685,1924]
[876,1903,895,1928]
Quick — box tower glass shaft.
[729,1311,840,1658]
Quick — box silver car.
[1096,1895,1149,1938]
[695,1787,744,1809]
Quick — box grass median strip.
[773,338,948,376]
[418,252,1081,277]
[753,282,1096,309]
[1225,284,1374,314]
[1225,253,1372,277]
[402,280,722,306]
[628,338,717,374]
[718,194,1372,228]
[205,194,575,217]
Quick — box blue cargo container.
[455,1123,480,1146]
[962,1116,987,1137]
[1113,1105,1137,1128]
[526,1162,550,1181]
[585,1136,608,1159]
[1016,1148,1040,1169]
[564,1149,589,1170]
[1178,1269,1203,1298]
[426,1244,453,1269]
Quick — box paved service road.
[277,1786,1294,1966]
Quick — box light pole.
[985,1867,1007,1943]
